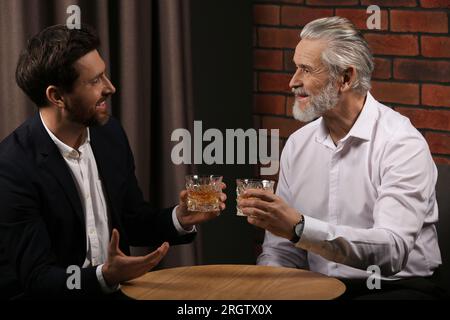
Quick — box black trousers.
[339,276,449,300]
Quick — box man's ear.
[45,86,65,109]
[340,67,356,92]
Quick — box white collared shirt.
[257,92,442,280]
[40,114,193,292]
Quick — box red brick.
[258,27,300,48]
[420,0,450,8]
[253,115,261,130]
[365,34,418,56]
[425,132,450,154]
[255,0,303,2]
[280,0,304,3]
[256,0,302,1]
[396,107,450,131]
[361,0,417,6]
[254,94,286,115]
[281,6,333,27]
[261,116,304,138]
[394,59,450,83]
[372,58,392,80]
[284,50,296,72]
[335,9,388,31]
[254,5,280,25]
[258,72,292,93]
[371,81,419,105]
[421,36,450,58]
[391,10,448,33]
[306,0,358,5]
[422,84,450,107]
[433,157,450,165]
[254,49,283,70]
[286,96,295,116]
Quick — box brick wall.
[253,0,450,177]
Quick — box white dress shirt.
[257,92,442,280]
[40,114,193,292]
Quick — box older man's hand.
[238,188,302,240]
[176,182,227,230]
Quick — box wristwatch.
[290,215,305,244]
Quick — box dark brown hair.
[16,24,100,107]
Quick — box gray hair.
[300,16,374,95]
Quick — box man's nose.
[289,69,303,89]
[104,76,116,95]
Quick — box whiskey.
[236,179,275,216]
[187,185,220,212]
[185,174,223,212]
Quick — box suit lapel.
[90,124,132,254]
[89,125,121,229]
[30,113,84,223]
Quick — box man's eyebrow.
[292,60,314,70]
[90,70,105,81]
[293,62,313,70]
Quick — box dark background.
[190,0,257,264]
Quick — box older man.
[239,17,443,299]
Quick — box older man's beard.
[292,81,340,122]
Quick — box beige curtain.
[0,0,198,267]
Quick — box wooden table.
[121,264,346,300]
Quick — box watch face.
[295,220,304,236]
[294,223,301,236]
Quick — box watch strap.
[290,215,305,244]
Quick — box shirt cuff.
[295,215,329,250]
[172,205,197,235]
[96,264,120,294]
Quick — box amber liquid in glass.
[187,185,220,212]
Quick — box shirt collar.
[315,118,329,144]
[344,92,377,142]
[315,92,378,145]
[39,112,90,159]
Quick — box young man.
[0,25,226,299]
[239,17,443,299]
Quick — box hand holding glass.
[236,179,275,216]
[185,175,223,212]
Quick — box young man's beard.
[65,103,109,127]
[292,80,340,123]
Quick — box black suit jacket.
[0,113,195,299]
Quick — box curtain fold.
[0,0,198,267]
